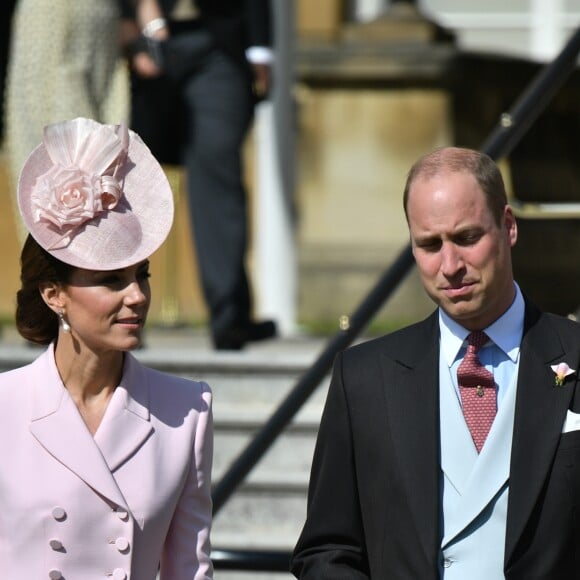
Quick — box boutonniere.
[551,362,576,387]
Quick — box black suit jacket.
[292,301,580,579]
[158,0,271,62]
[125,0,271,164]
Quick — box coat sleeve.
[245,0,272,48]
[291,352,371,579]
[160,383,214,580]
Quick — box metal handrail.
[481,28,580,160]
[212,548,290,572]
[211,26,580,573]
[212,244,415,513]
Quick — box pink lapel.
[28,348,151,510]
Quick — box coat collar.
[505,303,579,566]
[28,347,153,510]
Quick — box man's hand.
[252,63,271,99]
[133,50,164,78]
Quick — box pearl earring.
[58,309,71,333]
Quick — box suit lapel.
[28,349,151,510]
[381,312,440,565]
[505,306,579,565]
[94,355,153,472]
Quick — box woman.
[121,0,277,350]
[0,117,213,579]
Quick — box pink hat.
[17,117,174,270]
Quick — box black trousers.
[131,39,255,341]
[183,48,254,339]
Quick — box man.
[291,147,580,579]
[124,0,277,350]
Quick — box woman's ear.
[39,281,65,313]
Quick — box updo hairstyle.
[15,235,75,345]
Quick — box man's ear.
[504,205,518,247]
[39,281,65,313]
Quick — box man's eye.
[456,233,482,246]
[417,240,441,252]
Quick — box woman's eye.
[104,278,122,287]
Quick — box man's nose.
[440,243,464,276]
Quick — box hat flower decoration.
[30,119,128,248]
[551,362,575,387]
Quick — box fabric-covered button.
[115,508,129,521]
[51,507,66,521]
[115,537,130,552]
[112,568,127,580]
[49,538,63,550]
[48,569,63,579]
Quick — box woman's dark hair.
[16,235,76,345]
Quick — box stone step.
[212,473,307,547]
[214,424,318,481]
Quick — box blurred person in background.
[4,0,129,240]
[123,0,277,350]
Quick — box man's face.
[406,170,518,330]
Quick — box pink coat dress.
[0,345,213,579]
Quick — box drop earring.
[58,309,71,333]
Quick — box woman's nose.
[124,281,148,304]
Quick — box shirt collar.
[439,282,525,367]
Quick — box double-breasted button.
[49,538,63,550]
[48,569,63,579]
[115,508,129,521]
[112,568,127,580]
[115,536,130,552]
[51,507,66,521]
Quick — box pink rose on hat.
[27,118,128,248]
[32,166,121,229]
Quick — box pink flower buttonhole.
[551,362,575,387]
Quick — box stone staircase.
[0,327,332,580]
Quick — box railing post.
[253,0,298,335]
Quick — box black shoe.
[214,320,277,351]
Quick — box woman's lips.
[116,317,142,327]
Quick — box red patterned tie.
[457,331,497,453]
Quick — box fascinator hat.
[17,117,174,270]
